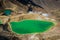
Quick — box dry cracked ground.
[0,0,60,40]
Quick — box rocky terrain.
[0,0,60,40]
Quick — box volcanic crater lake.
[10,19,55,34]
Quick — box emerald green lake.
[10,20,55,34]
[4,9,12,16]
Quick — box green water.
[0,20,2,24]
[4,9,12,16]
[10,20,55,34]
